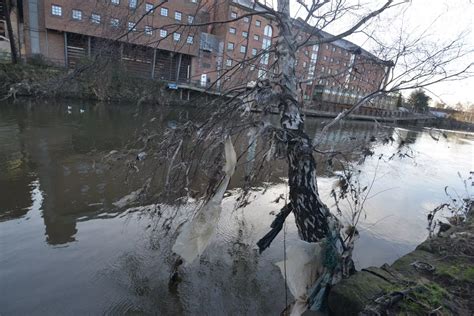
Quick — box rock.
[328,267,393,315]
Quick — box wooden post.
[151,48,157,79]
[176,53,182,83]
[64,32,68,67]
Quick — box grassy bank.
[328,204,474,315]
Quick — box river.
[0,99,472,315]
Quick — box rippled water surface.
[0,100,472,315]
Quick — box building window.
[250,64,255,71]
[332,47,336,52]
[226,59,232,67]
[187,36,194,44]
[242,31,248,38]
[255,20,261,27]
[128,22,137,31]
[145,25,153,35]
[227,42,234,51]
[72,10,82,20]
[191,0,197,2]
[252,48,257,56]
[160,29,168,37]
[161,8,168,16]
[110,18,119,27]
[187,15,194,24]
[229,27,236,34]
[175,11,182,21]
[253,34,259,41]
[145,3,154,13]
[91,14,101,24]
[243,16,249,23]
[240,45,246,53]
[264,25,272,37]
[323,56,327,61]
[325,44,329,49]
[129,0,137,9]
[173,32,181,41]
[330,58,333,62]
[51,5,62,16]
[231,11,237,19]
[111,0,120,5]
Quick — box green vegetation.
[397,283,448,315]
[407,89,431,113]
[0,62,177,104]
[436,264,474,282]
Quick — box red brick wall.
[43,0,200,56]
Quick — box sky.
[285,0,474,107]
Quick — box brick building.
[0,1,24,60]
[7,0,396,110]
[21,0,202,80]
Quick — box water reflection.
[0,100,401,245]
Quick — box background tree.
[396,93,403,108]
[407,89,430,113]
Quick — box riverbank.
[2,63,473,131]
[328,205,474,315]
[0,62,183,105]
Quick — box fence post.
[151,48,157,79]
[64,32,68,67]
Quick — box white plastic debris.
[172,136,237,265]
[275,240,325,316]
[137,152,147,161]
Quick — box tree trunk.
[3,0,18,64]
[275,0,332,243]
[254,0,348,312]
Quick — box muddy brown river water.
[0,100,472,315]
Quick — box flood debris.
[113,178,151,208]
[172,136,237,265]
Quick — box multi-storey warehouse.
[2,0,397,110]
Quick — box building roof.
[293,18,390,65]
[230,0,271,13]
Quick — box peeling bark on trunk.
[253,0,347,313]
[275,0,332,243]
[287,133,330,241]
